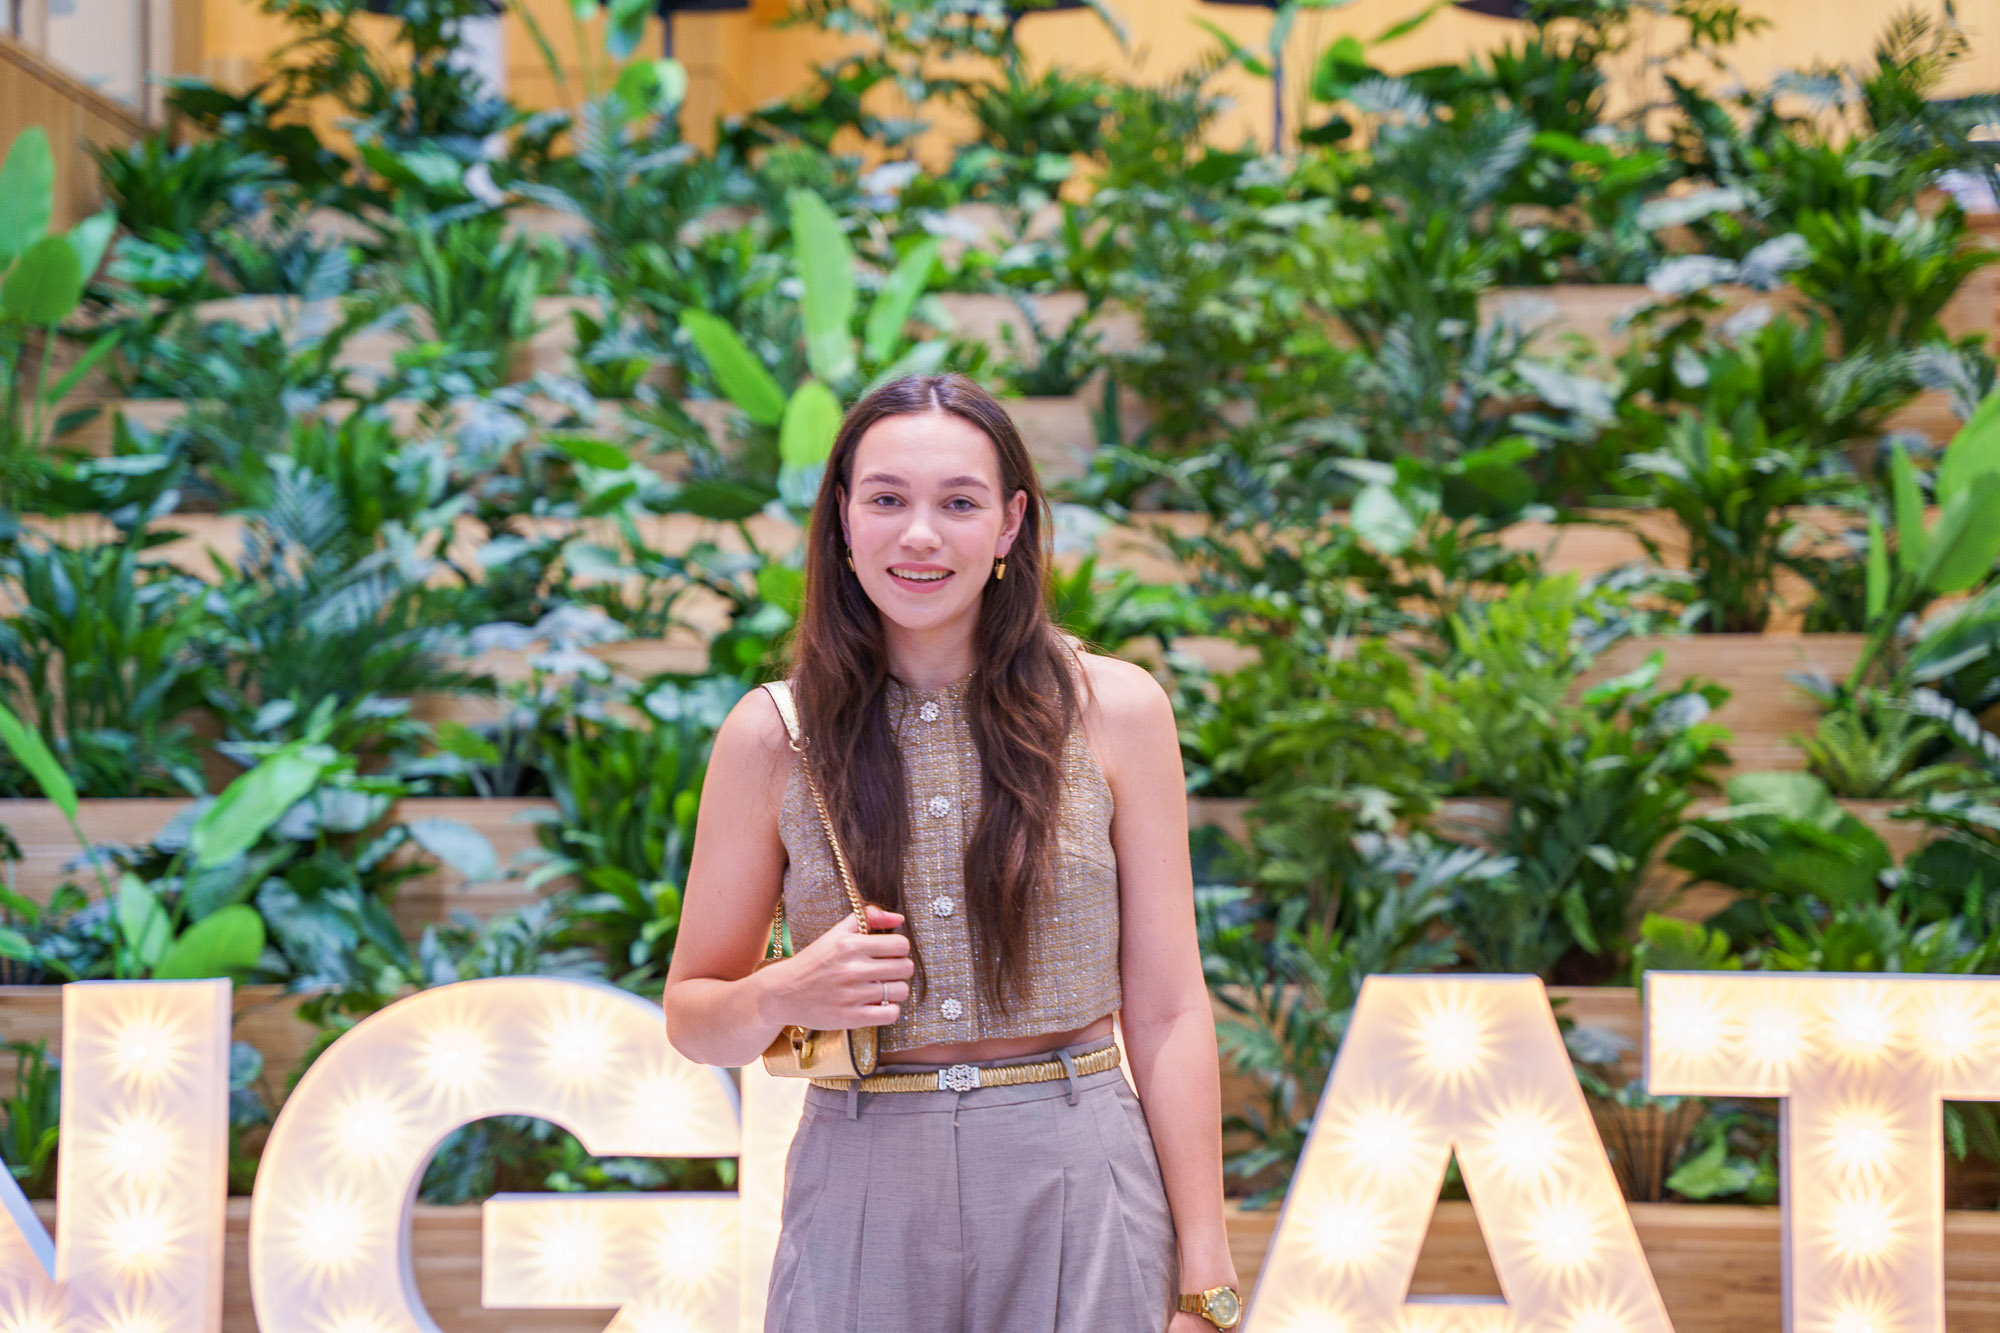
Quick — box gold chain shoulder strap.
[759,681,869,964]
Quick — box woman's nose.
[901,511,940,550]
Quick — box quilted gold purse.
[756,680,881,1081]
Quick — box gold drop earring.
[844,547,854,571]
[993,555,1006,582]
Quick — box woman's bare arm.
[1090,656,1240,1298]
[663,688,912,1068]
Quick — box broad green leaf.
[551,434,632,471]
[862,238,940,365]
[190,745,329,868]
[667,477,779,520]
[0,700,76,821]
[680,309,786,425]
[1194,18,1271,77]
[1865,512,1889,620]
[64,209,116,282]
[1350,483,1416,555]
[614,57,687,115]
[153,904,266,979]
[407,818,500,883]
[788,190,857,385]
[1921,474,2000,594]
[780,380,842,470]
[0,128,54,267]
[45,326,122,406]
[1940,386,2000,507]
[116,875,171,971]
[1888,442,1926,577]
[605,0,652,60]
[1,235,85,326]
[1371,0,1447,44]
[435,720,501,767]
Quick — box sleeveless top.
[775,649,1122,1054]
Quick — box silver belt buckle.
[938,1063,980,1092]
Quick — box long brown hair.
[787,374,1080,1014]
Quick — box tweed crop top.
[776,651,1121,1054]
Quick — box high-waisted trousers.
[764,1038,1180,1332]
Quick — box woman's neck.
[882,624,978,692]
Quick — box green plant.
[676,189,945,506]
[1797,688,1968,799]
[1850,395,2000,689]
[522,675,738,986]
[1200,835,1466,1203]
[0,1040,60,1199]
[1614,403,1858,632]
[0,536,212,798]
[0,128,120,499]
[378,207,562,392]
[1792,205,1996,355]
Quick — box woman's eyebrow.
[856,472,991,491]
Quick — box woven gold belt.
[810,1044,1120,1093]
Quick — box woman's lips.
[888,569,954,592]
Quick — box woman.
[662,374,1240,1332]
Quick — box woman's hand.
[757,904,913,1030]
[1169,1312,1222,1333]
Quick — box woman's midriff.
[880,1013,1115,1067]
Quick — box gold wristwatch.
[1178,1285,1242,1329]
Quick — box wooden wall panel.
[0,33,149,229]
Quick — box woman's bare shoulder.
[710,684,798,798]
[1072,649,1173,744]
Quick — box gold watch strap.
[1178,1287,1242,1328]
[810,1043,1119,1092]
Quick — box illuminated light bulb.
[1333,1101,1428,1181]
[1915,994,1985,1072]
[642,1208,728,1295]
[1484,1101,1566,1184]
[1301,1194,1385,1271]
[320,1085,417,1171]
[1524,1199,1602,1276]
[1820,1102,1900,1179]
[411,1023,495,1101]
[1651,991,1728,1067]
[101,1012,191,1091]
[1743,1003,1807,1073]
[88,1109,180,1188]
[1414,1000,1490,1085]
[1564,1305,1633,1333]
[526,1207,608,1303]
[0,1299,63,1333]
[1825,988,1899,1068]
[279,1185,380,1284]
[95,1196,184,1281]
[1821,1293,1904,1333]
[1822,1192,1903,1267]
[537,1002,620,1092]
[311,1308,400,1333]
[83,1293,173,1333]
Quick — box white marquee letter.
[1249,976,1670,1333]
[250,977,739,1333]
[1648,971,2000,1333]
[0,980,232,1333]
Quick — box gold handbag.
[756,680,881,1081]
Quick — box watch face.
[1207,1288,1242,1325]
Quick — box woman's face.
[838,410,1028,635]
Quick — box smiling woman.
[662,374,1240,1333]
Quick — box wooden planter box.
[0,984,319,1095]
[1577,633,1865,773]
[0,798,560,940]
[1226,1199,2000,1330]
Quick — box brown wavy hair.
[787,374,1082,1014]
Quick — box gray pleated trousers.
[765,1039,1180,1333]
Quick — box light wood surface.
[0,32,150,229]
